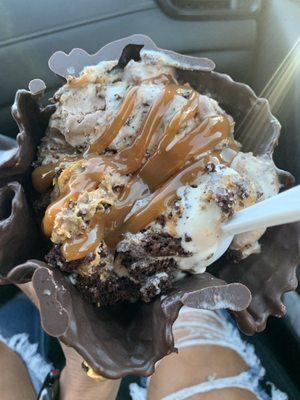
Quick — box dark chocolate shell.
[48,34,215,79]
[0,182,39,280]
[0,90,54,186]
[218,223,300,334]
[0,35,298,377]
[5,259,250,378]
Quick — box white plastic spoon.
[207,185,300,266]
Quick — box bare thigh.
[0,341,36,400]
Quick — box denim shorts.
[130,308,288,400]
[0,293,54,392]
[0,293,288,399]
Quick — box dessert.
[0,35,297,379]
[31,51,281,306]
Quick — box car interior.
[0,1,299,398]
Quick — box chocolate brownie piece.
[45,244,96,273]
[141,232,191,257]
[75,273,140,306]
[45,244,175,306]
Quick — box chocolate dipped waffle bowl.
[0,35,299,379]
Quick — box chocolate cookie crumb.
[236,182,249,199]
[184,234,192,242]
[156,215,166,227]
[76,273,140,306]
[140,273,172,302]
[141,232,191,257]
[205,162,216,173]
[215,188,235,216]
[226,249,243,263]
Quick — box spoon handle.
[222,185,300,236]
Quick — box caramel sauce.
[42,158,115,237]
[108,158,206,247]
[62,212,104,261]
[32,163,58,193]
[139,108,230,190]
[36,77,235,261]
[103,178,149,248]
[87,87,138,155]
[112,84,180,174]
[32,154,82,194]
[104,178,149,233]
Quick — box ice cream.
[32,51,281,306]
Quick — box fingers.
[59,343,121,400]
[18,282,84,369]
[61,342,83,366]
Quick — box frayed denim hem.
[129,308,288,400]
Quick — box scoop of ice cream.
[50,160,129,245]
[173,164,258,272]
[117,162,258,275]
[37,52,230,165]
[43,157,130,264]
[229,153,281,260]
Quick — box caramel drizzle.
[31,154,81,194]
[111,84,180,174]
[140,115,230,190]
[33,80,234,261]
[104,178,149,235]
[139,90,198,188]
[42,158,115,237]
[32,163,57,193]
[88,86,138,155]
[60,177,149,261]
[62,213,104,261]
[106,159,206,248]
